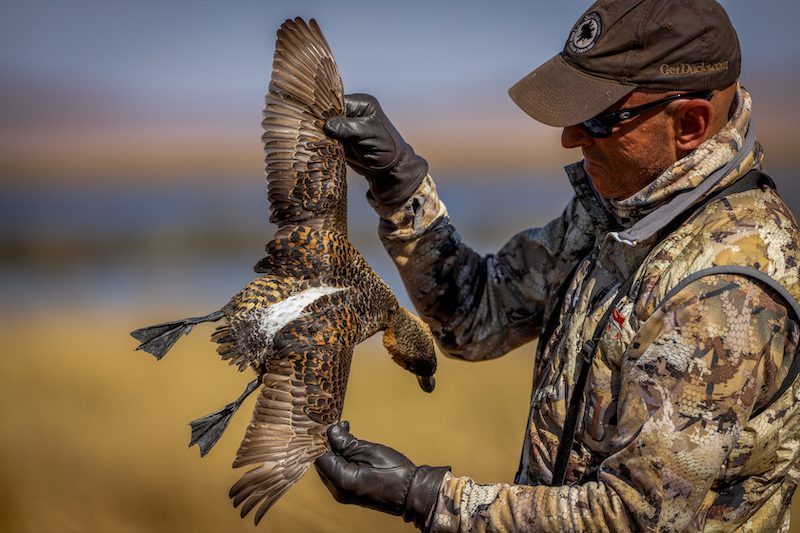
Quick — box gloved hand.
[315,421,450,529]
[324,94,429,206]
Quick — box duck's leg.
[130,310,225,360]
[189,377,261,457]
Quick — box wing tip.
[264,13,346,236]
[278,16,321,36]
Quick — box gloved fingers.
[314,451,341,477]
[315,450,360,486]
[344,93,380,117]
[323,116,372,142]
[314,452,345,503]
[314,451,339,485]
[346,444,408,468]
[326,423,398,465]
[326,421,360,454]
[314,451,355,504]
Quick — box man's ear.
[674,99,713,153]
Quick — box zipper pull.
[581,339,597,363]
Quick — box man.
[315,0,800,530]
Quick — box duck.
[130,17,437,525]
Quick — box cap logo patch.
[568,12,602,54]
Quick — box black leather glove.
[315,421,450,529]
[324,93,429,206]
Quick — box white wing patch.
[257,285,343,346]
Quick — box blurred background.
[2,1,799,531]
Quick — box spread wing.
[228,290,360,524]
[264,17,347,239]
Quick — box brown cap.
[509,0,741,127]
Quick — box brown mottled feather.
[213,276,310,371]
[264,17,346,238]
[130,16,437,527]
[229,290,360,524]
[199,17,421,524]
[254,228,396,297]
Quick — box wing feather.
[264,18,347,238]
[229,289,360,523]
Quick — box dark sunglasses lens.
[580,118,611,138]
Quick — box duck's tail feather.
[189,377,261,456]
[212,324,250,371]
[130,310,225,360]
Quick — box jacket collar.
[562,87,761,280]
[608,120,759,247]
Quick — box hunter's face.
[561,90,682,201]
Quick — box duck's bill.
[417,375,436,393]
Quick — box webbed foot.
[189,377,260,456]
[130,310,224,359]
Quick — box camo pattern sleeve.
[426,274,797,532]
[371,174,596,361]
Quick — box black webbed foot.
[189,377,260,456]
[130,310,224,359]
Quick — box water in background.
[0,174,574,316]
[3,169,796,317]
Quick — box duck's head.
[383,307,437,393]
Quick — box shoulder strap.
[657,265,800,418]
[538,259,586,359]
[550,273,635,485]
[550,169,775,486]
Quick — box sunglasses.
[579,90,714,138]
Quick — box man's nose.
[561,125,594,149]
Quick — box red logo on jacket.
[610,307,625,339]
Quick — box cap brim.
[509,54,636,127]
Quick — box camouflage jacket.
[373,87,800,531]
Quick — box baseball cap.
[509,0,741,127]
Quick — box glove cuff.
[402,465,451,529]
[368,150,429,207]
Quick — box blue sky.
[2,1,798,180]
[4,1,797,107]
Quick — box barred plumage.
[131,17,437,525]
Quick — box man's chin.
[583,161,612,195]
[583,159,604,179]
[586,173,627,200]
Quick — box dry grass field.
[2,313,799,532]
[0,313,532,532]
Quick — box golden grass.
[0,314,533,532]
[1,315,798,532]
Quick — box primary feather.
[264,18,347,239]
